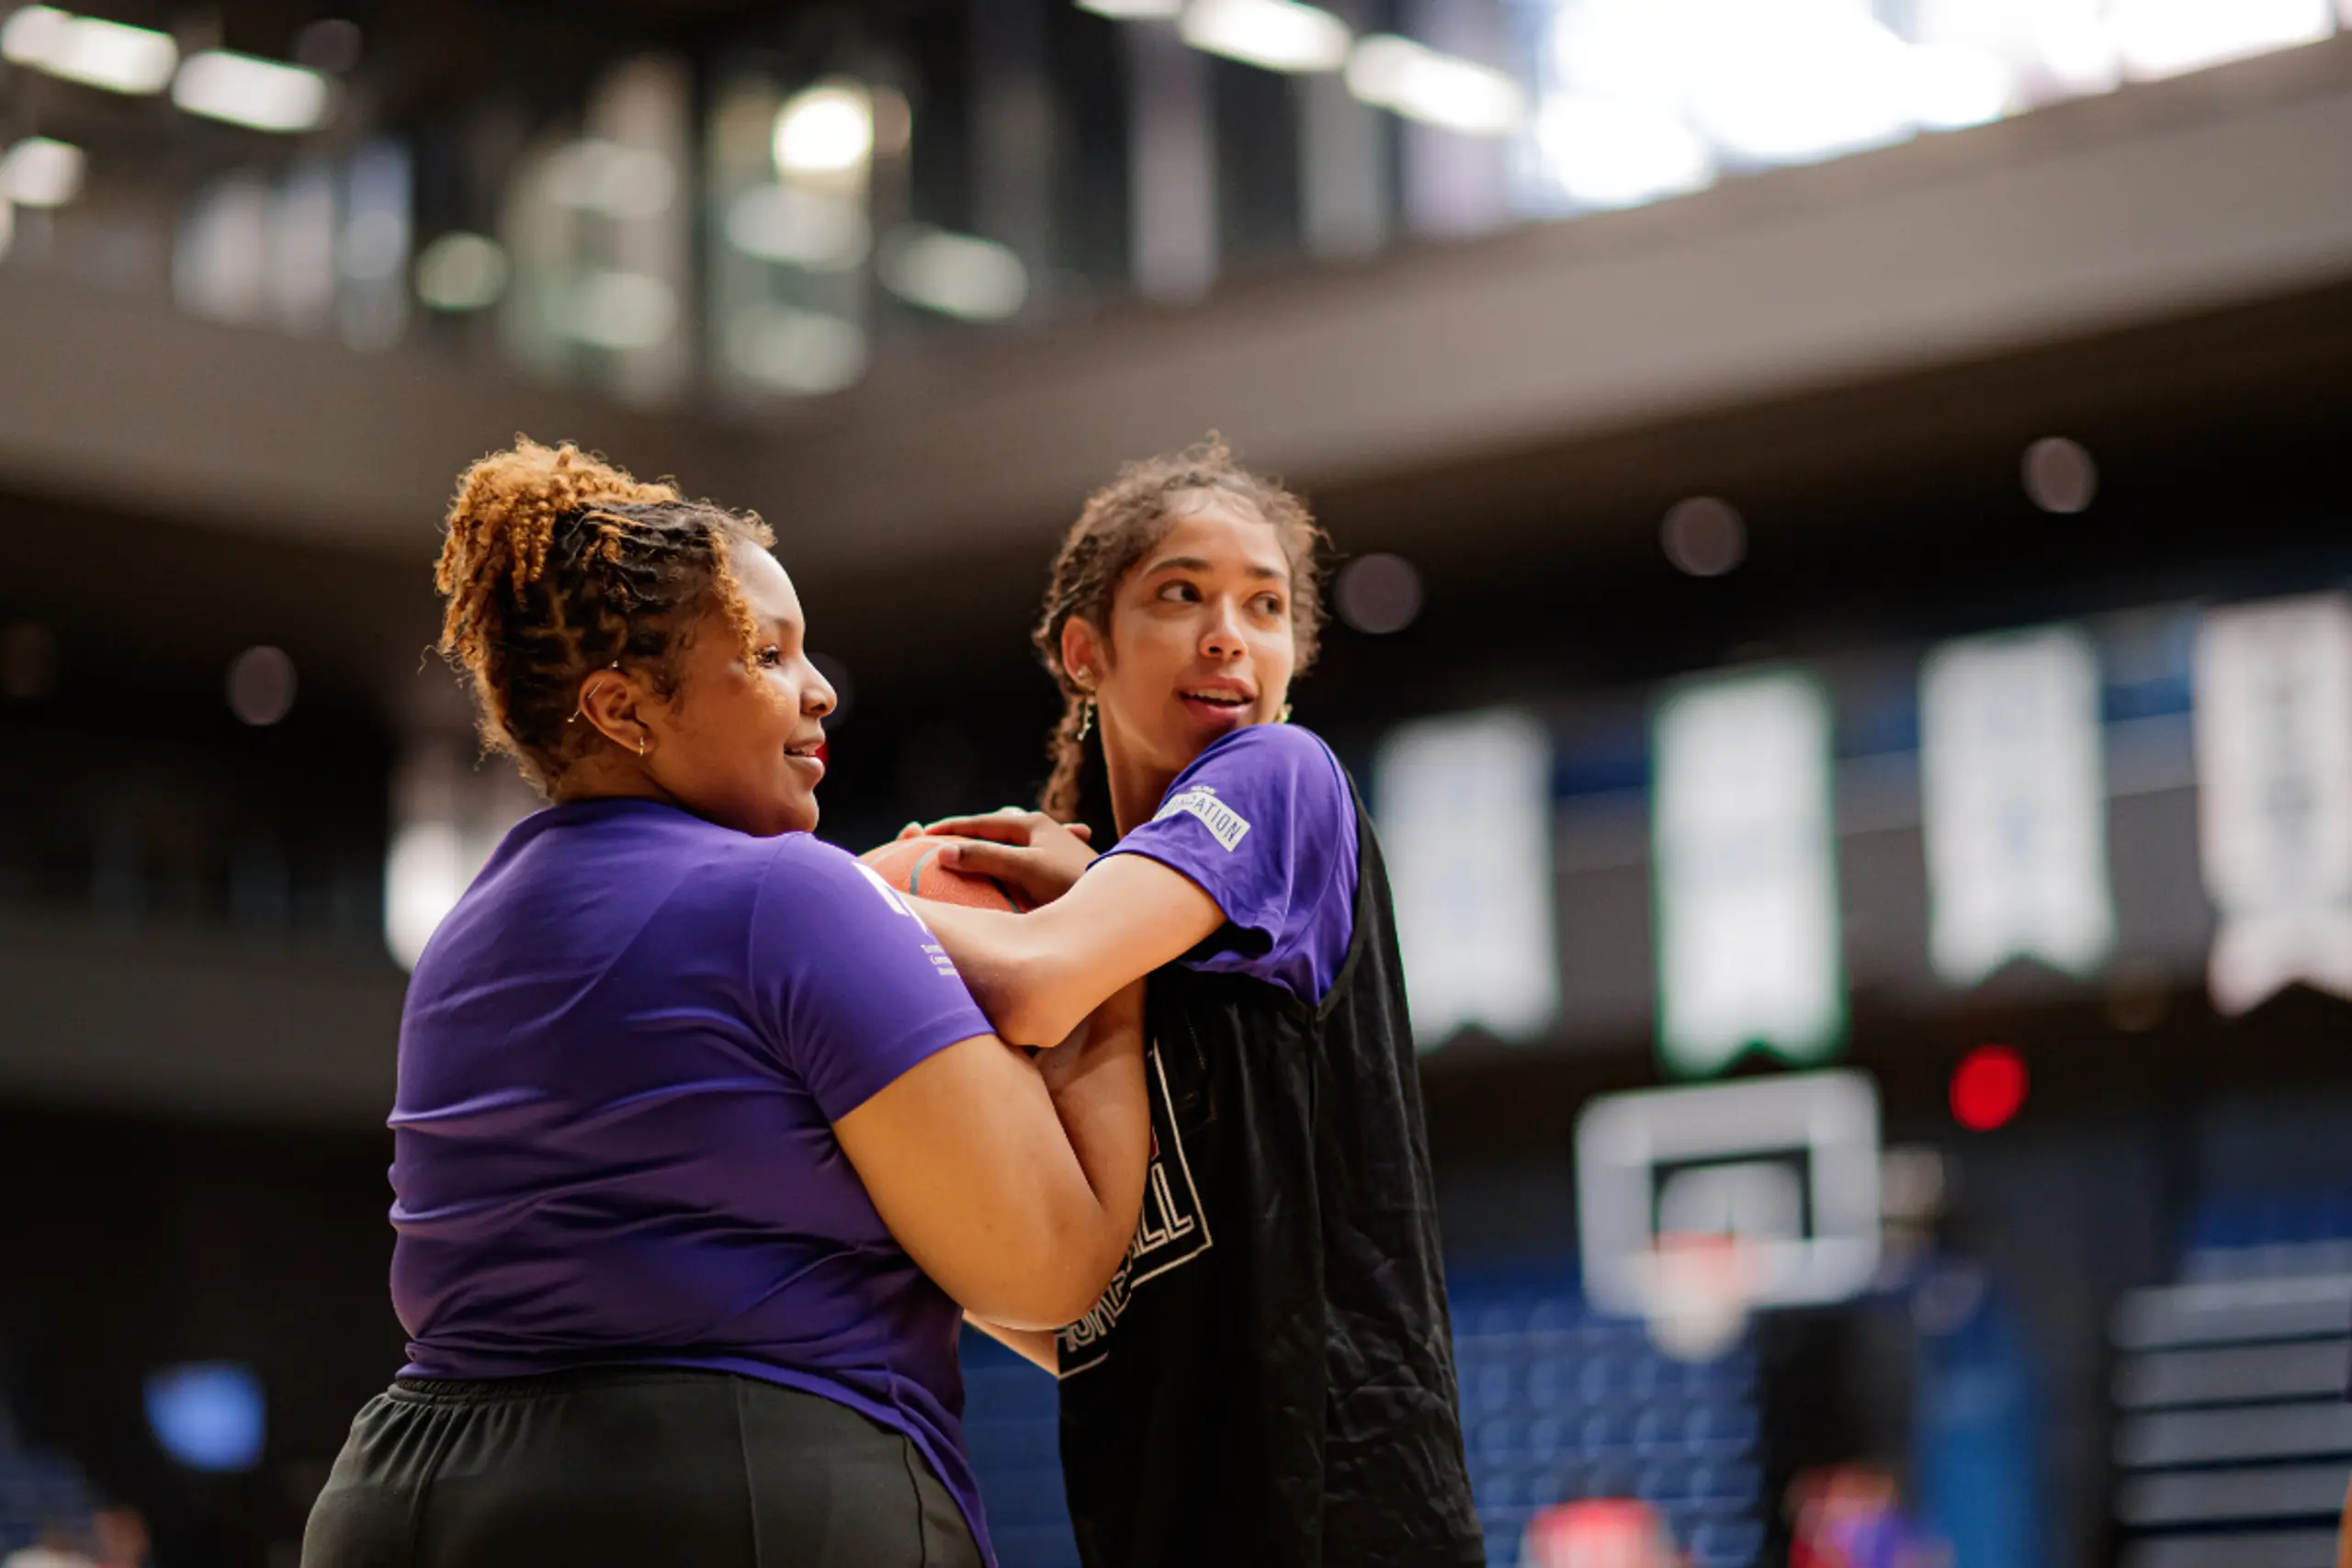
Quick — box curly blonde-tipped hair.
[435,437,776,794]
[1034,436,1327,824]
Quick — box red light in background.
[1951,1045,2028,1132]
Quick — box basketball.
[860,836,1032,913]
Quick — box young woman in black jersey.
[900,440,1484,1568]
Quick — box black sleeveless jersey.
[1053,790,1486,1568]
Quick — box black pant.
[302,1368,983,1568]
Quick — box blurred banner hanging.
[1375,706,1560,1050]
[1920,624,2116,987]
[2194,593,2352,1013]
[1652,671,1844,1076]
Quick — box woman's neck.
[551,755,676,809]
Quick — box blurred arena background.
[2,1,2351,1564]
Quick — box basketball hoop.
[1634,1232,1756,1362]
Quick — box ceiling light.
[1686,3,1914,165]
[725,184,869,270]
[1334,554,1425,635]
[543,140,675,220]
[880,226,1028,321]
[726,302,868,395]
[1534,95,1713,209]
[414,232,507,311]
[561,270,677,352]
[1662,497,1747,577]
[2027,9,2121,94]
[1905,45,2013,130]
[1078,0,1182,15]
[0,137,85,208]
[2,6,177,95]
[173,50,332,132]
[2109,0,2334,82]
[2022,437,2098,514]
[774,82,874,176]
[1346,35,1526,137]
[226,646,297,727]
[1180,0,1351,74]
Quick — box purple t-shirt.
[389,797,997,1562]
[1102,723,1359,1003]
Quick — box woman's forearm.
[914,855,1223,1046]
[912,900,1068,1046]
[1039,980,1150,1302]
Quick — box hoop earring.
[637,736,649,758]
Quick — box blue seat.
[1691,1516,1766,1566]
[990,1521,1081,1568]
[1684,1404,1759,1458]
[1635,1459,1694,1504]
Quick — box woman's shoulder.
[751,831,918,917]
[1184,719,1343,783]
[1176,722,1351,813]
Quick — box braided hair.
[1035,436,1326,824]
[435,436,776,795]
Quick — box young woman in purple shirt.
[904,441,1484,1568]
[300,440,1150,1568]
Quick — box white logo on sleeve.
[853,861,919,916]
[852,861,964,977]
[1155,784,1251,852]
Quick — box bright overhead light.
[560,269,676,352]
[413,231,508,311]
[1687,1,1915,165]
[2109,0,2335,82]
[726,302,868,395]
[2,6,177,95]
[0,6,67,64]
[1181,0,1351,73]
[1346,35,1526,136]
[0,137,85,208]
[1535,94,1714,209]
[1077,0,1182,15]
[1905,45,2013,130]
[2025,6,2122,94]
[543,140,675,220]
[725,183,869,271]
[173,50,332,132]
[880,225,1029,321]
[773,81,875,176]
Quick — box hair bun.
[440,437,677,600]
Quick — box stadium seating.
[957,1259,1766,1568]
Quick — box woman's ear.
[575,667,650,755]
[1061,615,1105,692]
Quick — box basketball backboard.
[1576,1070,1882,1333]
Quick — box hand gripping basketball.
[859,834,1035,912]
[890,808,1097,908]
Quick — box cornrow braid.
[1034,435,1327,824]
[435,437,777,795]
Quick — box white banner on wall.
[2194,594,2352,1014]
[1375,707,1560,1050]
[1653,671,1843,1077]
[1919,625,2115,987]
